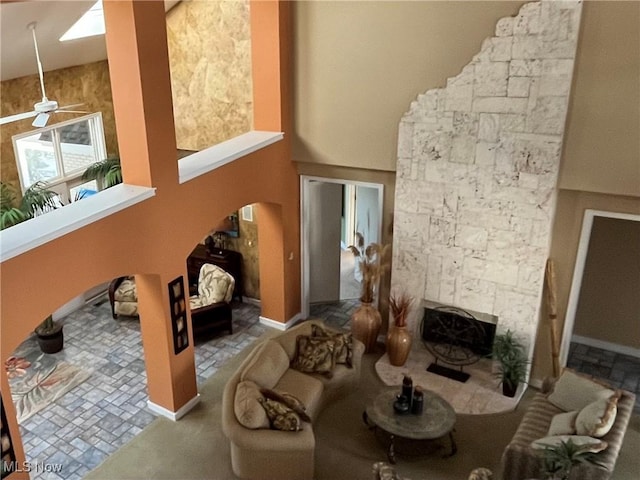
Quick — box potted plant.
[492,330,529,397]
[539,439,604,480]
[349,241,391,353]
[81,156,122,190]
[34,315,64,354]
[0,181,58,230]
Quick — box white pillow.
[547,369,615,411]
[531,435,608,454]
[576,396,618,438]
[548,410,578,436]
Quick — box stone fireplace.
[391,0,583,364]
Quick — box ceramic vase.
[386,324,412,366]
[351,302,381,353]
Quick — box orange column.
[103,0,178,192]
[136,273,198,414]
[1,371,28,480]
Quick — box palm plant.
[81,156,122,189]
[492,329,529,397]
[540,439,604,480]
[0,181,58,230]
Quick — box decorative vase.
[387,324,412,366]
[351,302,381,353]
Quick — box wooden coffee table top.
[365,387,456,440]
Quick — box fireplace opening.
[420,303,497,382]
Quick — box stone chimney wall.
[392,0,583,353]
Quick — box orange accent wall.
[0,0,297,470]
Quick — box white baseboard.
[147,394,201,421]
[572,335,640,359]
[259,312,303,331]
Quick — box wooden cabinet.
[187,244,244,302]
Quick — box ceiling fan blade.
[55,110,89,115]
[0,110,38,125]
[32,113,50,128]
[57,103,85,110]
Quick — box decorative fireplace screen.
[420,304,497,382]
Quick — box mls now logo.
[2,460,63,474]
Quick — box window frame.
[12,112,108,204]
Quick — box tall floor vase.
[386,324,412,366]
[351,302,381,353]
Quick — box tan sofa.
[222,319,365,480]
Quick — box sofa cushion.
[291,335,336,377]
[531,435,608,454]
[259,397,302,431]
[234,381,270,429]
[115,277,137,302]
[547,410,578,436]
[241,340,290,389]
[275,368,324,419]
[547,369,616,412]
[199,264,234,304]
[311,324,353,367]
[576,396,618,438]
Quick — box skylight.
[59,0,105,42]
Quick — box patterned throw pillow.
[291,335,336,378]
[260,388,311,423]
[259,397,302,431]
[575,396,619,438]
[311,324,353,368]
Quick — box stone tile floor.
[566,341,640,414]
[7,297,354,480]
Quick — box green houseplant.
[0,181,58,230]
[34,314,64,354]
[539,439,604,480]
[492,329,529,397]
[81,156,122,190]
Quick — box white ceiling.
[0,0,180,82]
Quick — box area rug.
[5,342,92,423]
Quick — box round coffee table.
[363,387,457,464]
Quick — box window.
[12,113,107,204]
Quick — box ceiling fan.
[0,22,87,128]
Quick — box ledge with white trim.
[0,184,156,263]
[178,130,284,184]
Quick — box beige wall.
[573,216,640,348]
[0,61,118,189]
[559,1,640,197]
[532,190,640,379]
[167,0,253,151]
[293,1,524,171]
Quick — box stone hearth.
[375,349,522,415]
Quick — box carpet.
[86,335,640,480]
[5,343,92,423]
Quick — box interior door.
[308,181,342,303]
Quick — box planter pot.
[351,302,381,353]
[502,381,518,398]
[36,327,64,354]
[386,325,412,366]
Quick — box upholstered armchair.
[189,263,235,339]
[108,276,138,319]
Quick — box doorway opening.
[300,176,383,319]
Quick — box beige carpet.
[86,337,640,480]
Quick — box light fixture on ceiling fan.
[0,22,88,128]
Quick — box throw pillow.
[234,381,270,429]
[259,397,302,431]
[575,396,618,438]
[547,369,616,412]
[291,335,336,378]
[531,435,608,454]
[548,410,579,436]
[311,324,354,368]
[260,388,311,422]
